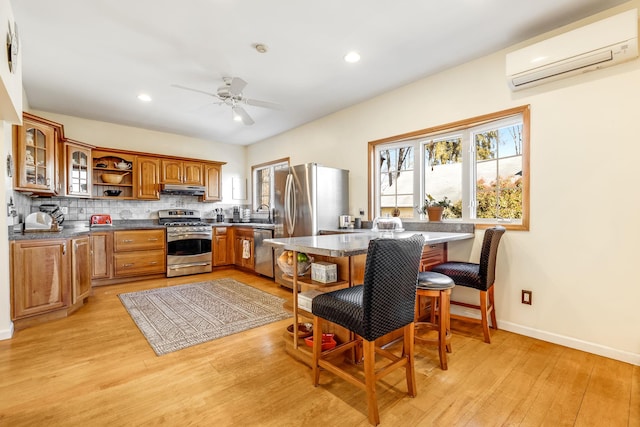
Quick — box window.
[252,158,289,209]
[368,105,529,230]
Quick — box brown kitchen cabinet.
[232,227,254,271]
[71,236,92,304]
[113,229,166,277]
[160,159,203,185]
[64,139,92,198]
[90,231,113,279]
[13,113,64,195]
[136,156,160,199]
[213,226,231,266]
[11,239,70,319]
[92,149,135,199]
[202,163,222,201]
[419,242,447,272]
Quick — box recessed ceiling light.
[344,51,361,63]
[254,44,268,54]
[137,93,152,102]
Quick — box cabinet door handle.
[62,243,67,255]
[149,261,157,265]
[122,239,133,243]
[122,263,134,267]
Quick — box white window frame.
[368,106,530,231]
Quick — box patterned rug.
[119,278,291,356]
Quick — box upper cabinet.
[136,156,160,200]
[160,159,204,185]
[92,149,135,199]
[13,113,63,195]
[202,163,222,202]
[64,139,92,198]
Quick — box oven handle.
[167,233,213,240]
[168,262,211,269]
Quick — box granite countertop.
[8,219,275,241]
[264,231,474,257]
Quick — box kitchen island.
[264,230,474,363]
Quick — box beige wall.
[248,2,640,364]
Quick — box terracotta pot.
[426,206,444,222]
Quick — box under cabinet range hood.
[160,184,206,196]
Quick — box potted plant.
[417,194,452,222]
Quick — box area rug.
[118,278,291,356]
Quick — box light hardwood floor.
[1,269,638,426]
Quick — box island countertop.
[264,231,474,257]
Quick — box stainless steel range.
[159,209,212,277]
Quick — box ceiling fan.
[173,77,280,126]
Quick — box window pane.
[423,136,462,219]
[475,123,523,219]
[379,146,413,218]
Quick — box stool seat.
[415,271,455,370]
[417,271,455,289]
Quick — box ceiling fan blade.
[232,106,254,126]
[172,84,219,99]
[243,98,283,110]
[228,77,248,96]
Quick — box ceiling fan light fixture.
[232,108,243,122]
[344,51,361,63]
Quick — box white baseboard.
[0,322,14,340]
[499,320,640,366]
[450,306,639,366]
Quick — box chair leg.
[488,285,498,330]
[363,339,380,426]
[479,290,491,344]
[403,323,417,397]
[312,316,322,386]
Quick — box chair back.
[479,226,506,288]
[361,234,424,341]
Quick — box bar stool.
[415,271,455,370]
[311,235,425,426]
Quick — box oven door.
[166,231,212,277]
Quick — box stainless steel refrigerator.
[273,163,349,287]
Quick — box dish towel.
[242,239,251,259]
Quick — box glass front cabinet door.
[14,114,61,195]
[65,141,92,197]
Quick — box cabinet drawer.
[114,250,165,277]
[234,227,253,238]
[114,230,165,252]
[214,227,227,235]
[420,243,447,271]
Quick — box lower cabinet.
[233,227,254,271]
[90,231,113,279]
[213,227,231,266]
[11,238,70,319]
[113,229,166,277]
[71,236,92,304]
[420,243,447,271]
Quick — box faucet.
[257,204,271,223]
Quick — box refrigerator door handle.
[285,173,296,236]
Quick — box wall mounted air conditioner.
[506,8,638,91]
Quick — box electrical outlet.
[359,208,365,216]
[521,290,532,305]
[60,207,69,215]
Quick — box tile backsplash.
[13,191,248,223]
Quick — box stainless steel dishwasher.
[254,228,274,278]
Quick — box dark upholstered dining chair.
[311,235,425,426]
[431,226,505,343]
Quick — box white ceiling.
[12,0,629,146]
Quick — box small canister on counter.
[354,218,362,229]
